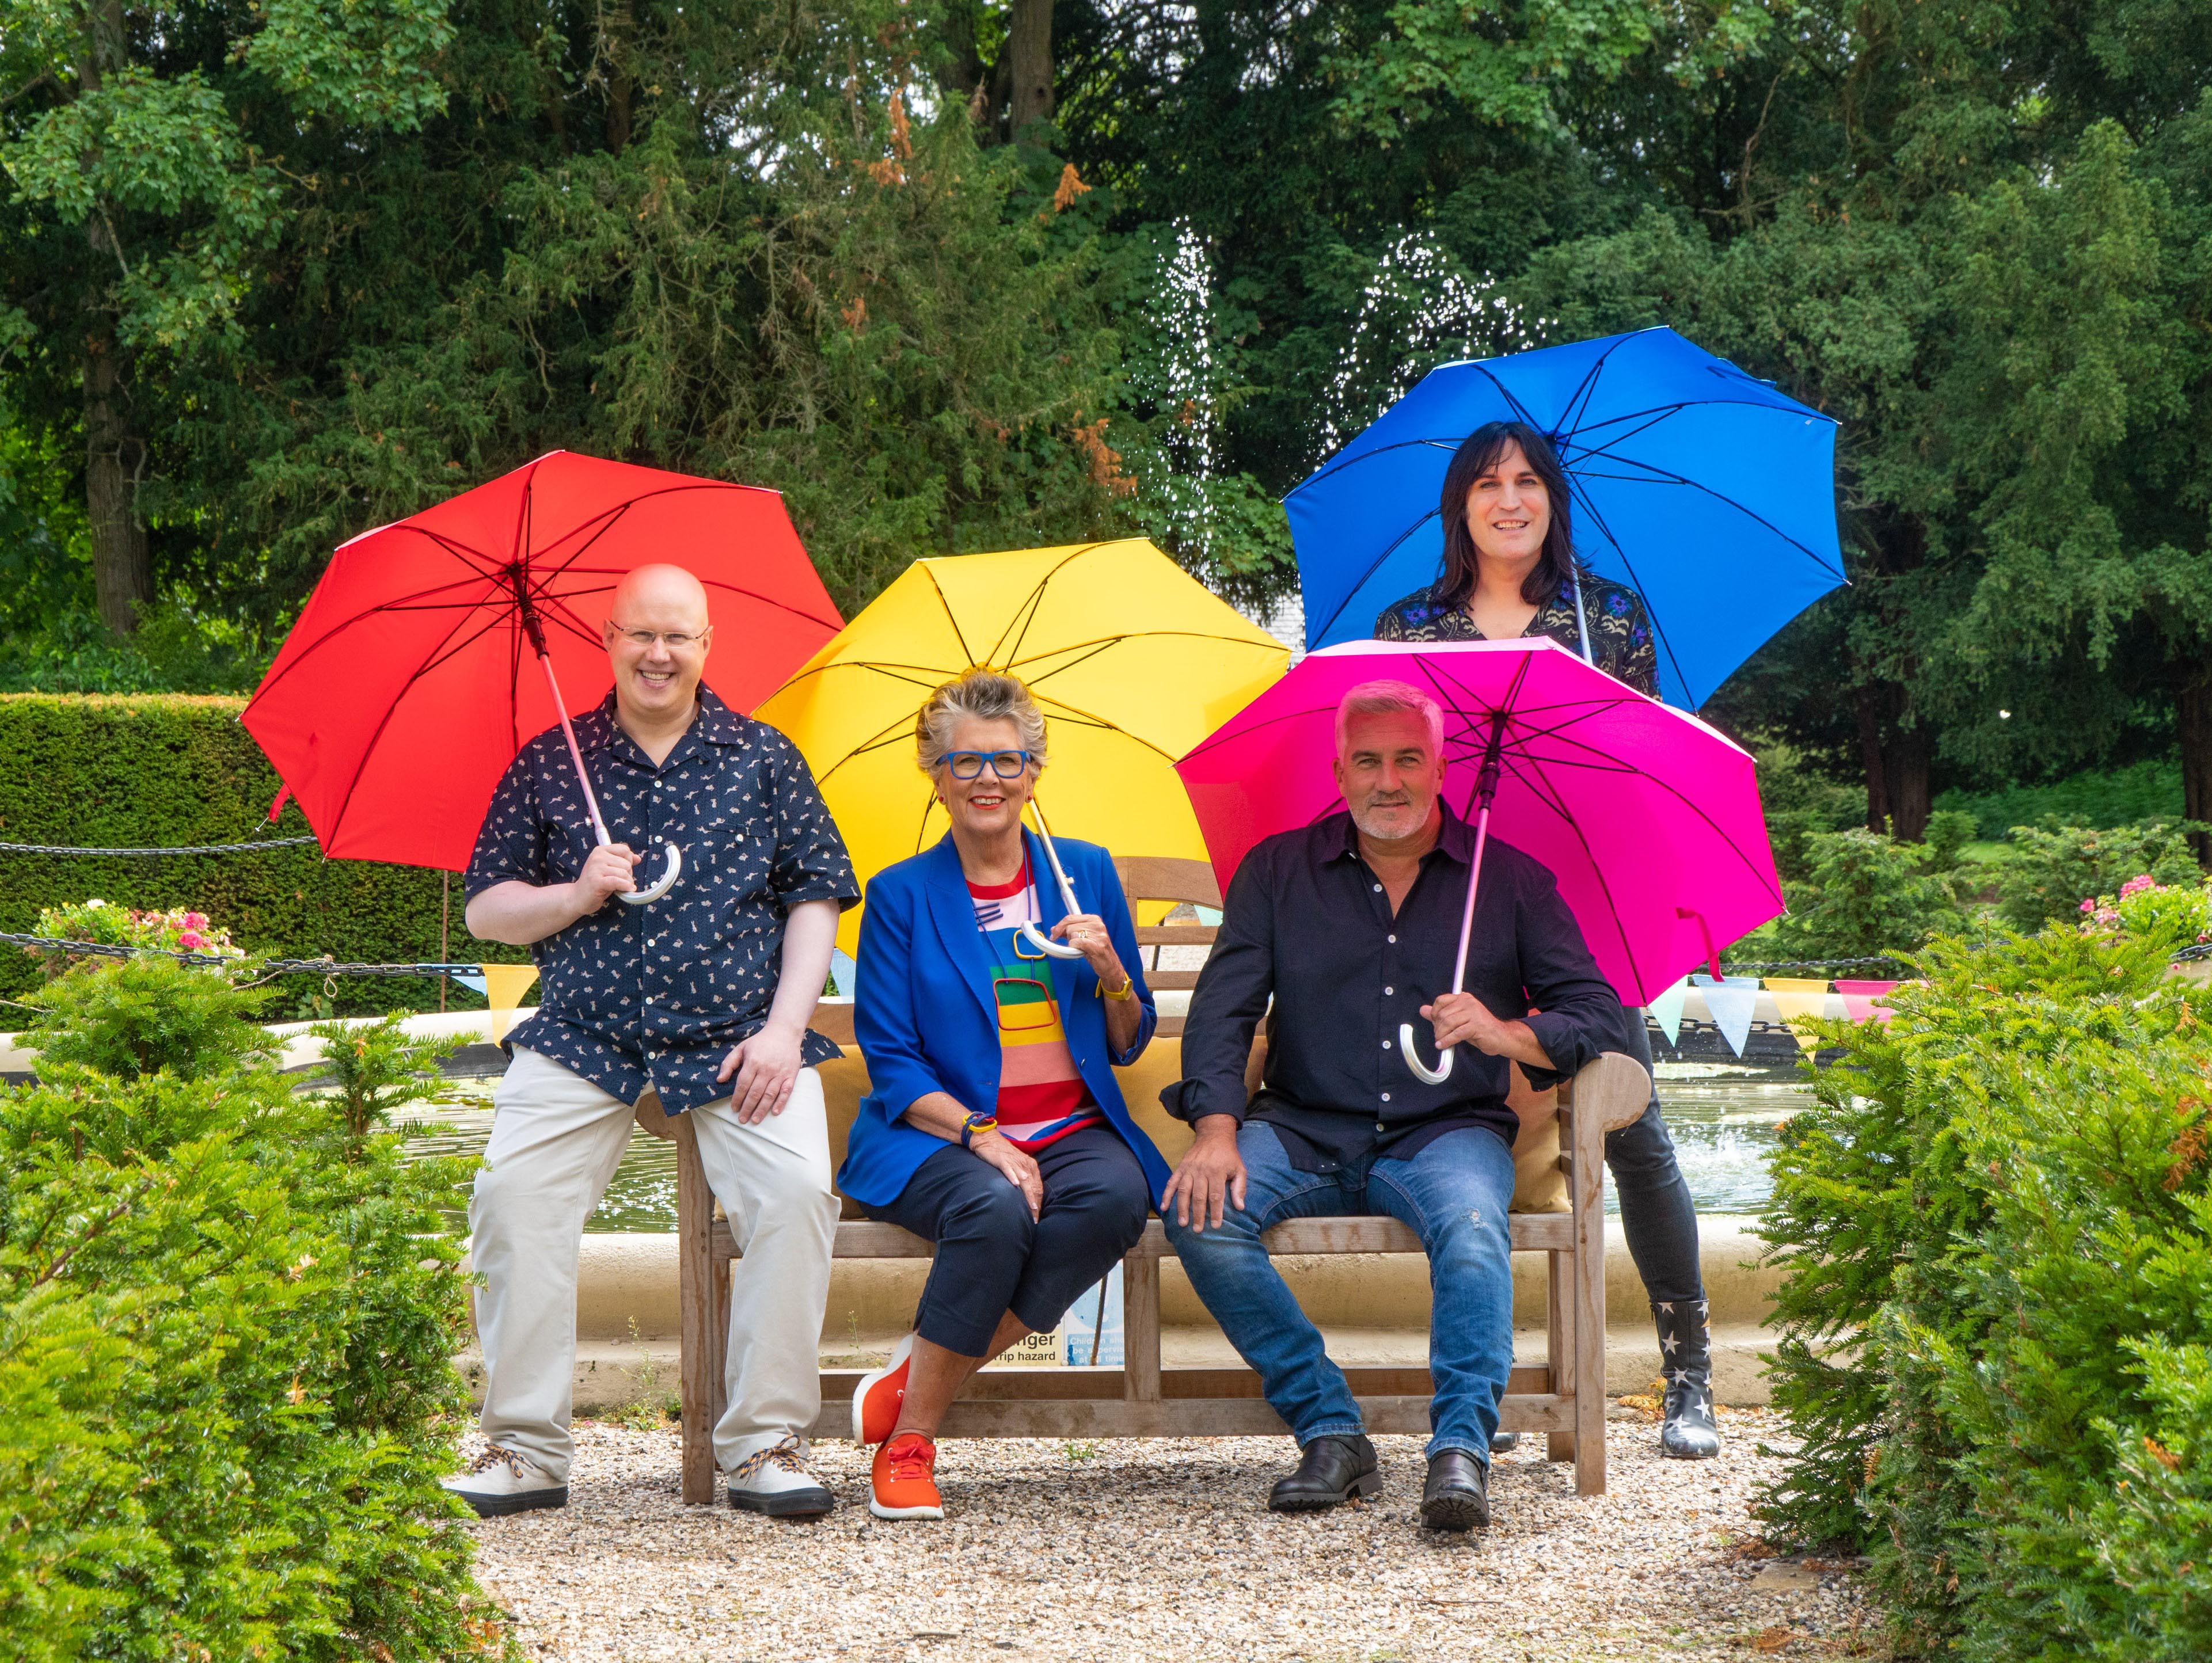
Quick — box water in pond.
[402,1060,1812,1232]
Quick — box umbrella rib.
[1009,630,1282,690]
[1284,435,1464,498]
[921,565,980,668]
[375,524,509,574]
[1564,396,1837,440]
[516,481,844,630]
[1485,708,1784,908]
[1561,447,1845,581]
[990,542,1116,668]
[1549,330,1651,440]
[549,568,843,631]
[246,569,510,707]
[1567,481,1701,703]
[401,605,536,691]
[1303,508,1446,646]
[323,592,514,850]
[1026,692,1182,763]
[1488,743,1650,992]
[817,709,933,787]
[1180,699,1348,763]
[773,660,964,705]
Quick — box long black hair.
[1435,420,1581,610]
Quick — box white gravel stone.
[463,1411,1876,1661]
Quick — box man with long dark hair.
[1372,423,1721,1463]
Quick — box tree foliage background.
[2,0,2209,852]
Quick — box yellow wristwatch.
[1101,974,1135,1002]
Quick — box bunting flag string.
[1648,973,1906,1056]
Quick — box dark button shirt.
[1166,806,1629,1170]
[465,685,859,1115]
[1373,574,1659,697]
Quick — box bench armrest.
[1565,1051,1651,1135]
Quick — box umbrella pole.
[1401,709,1509,1085]
[516,589,681,905]
[1017,797,1085,961]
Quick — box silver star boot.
[1652,1298,1721,1459]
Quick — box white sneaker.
[727,1435,837,1519]
[441,1445,568,1517]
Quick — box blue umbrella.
[1286,326,1844,709]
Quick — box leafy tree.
[1773,826,1968,963]
[0,0,456,630]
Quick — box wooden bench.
[640,1041,1648,1504]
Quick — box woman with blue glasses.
[838,668,1170,1521]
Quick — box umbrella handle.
[1018,796,1086,958]
[1399,1023,1455,1084]
[1016,922,1085,960]
[1398,706,1507,1089]
[617,840,682,905]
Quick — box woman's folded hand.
[970,1129,1044,1218]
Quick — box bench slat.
[1133,925,1218,946]
[800,1393,1571,1441]
[812,1363,1550,1403]
[711,1211,1574,1262]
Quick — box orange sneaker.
[869,1433,944,1520]
[852,1333,913,1446]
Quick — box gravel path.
[466,1411,1876,1662]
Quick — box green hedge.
[1756,924,2212,1658]
[0,695,524,1015]
[1,957,506,1659]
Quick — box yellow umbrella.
[756,538,1289,954]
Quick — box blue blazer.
[839,830,1172,1209]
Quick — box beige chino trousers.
[468,1045,838,1482]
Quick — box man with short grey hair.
[1161,678,1627,1531]
[445,563,858,1519]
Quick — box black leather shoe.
[1267,1434,1380,1512]
[1489,1430,1521,1454]
[1419,1449,1491,1532]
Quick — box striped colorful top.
[969,865,1104,1151]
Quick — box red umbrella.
[244,451,843,882]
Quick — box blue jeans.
[1165,1121,1517,1462]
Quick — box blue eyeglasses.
[942,749,1036,781]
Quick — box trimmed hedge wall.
[0,695,525,1015]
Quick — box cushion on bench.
[815,1038,1567,1216]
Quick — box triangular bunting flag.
[1692,973,1761,1059]
[449,971,488,998]
[1764,977,1833,1051]
[1835,979,1901,1025]
[1645,977,1690,1049]
[479,962,542,1043]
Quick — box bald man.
[447,564,860,1519]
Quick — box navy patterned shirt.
[1373,573,1658,697]
[464,686,859,1116]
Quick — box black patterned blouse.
[465,685,860,1116]
[1373,573,1659,697]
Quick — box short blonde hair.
[915,668,1048,773]
[1335,679,1445,758]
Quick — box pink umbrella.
[1175,638,1783,1080]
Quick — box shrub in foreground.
[0,959,504,1660]
[1757,920,2212,1660]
